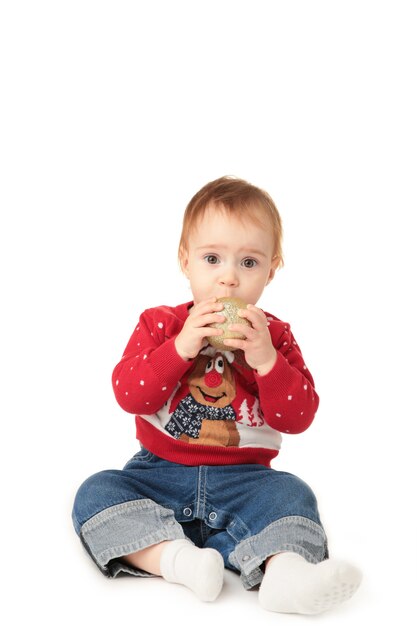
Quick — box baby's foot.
[259,552,362,614]
[160,539,224,602]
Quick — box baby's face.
[181,204,277,306]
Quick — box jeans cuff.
[79,498,185,577]
[229,515,328,589]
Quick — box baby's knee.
[291,475,318,505]
[289,474,319,508]
[72,470,119,534]
[269,473,321,521]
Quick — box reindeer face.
[188,353,236,409]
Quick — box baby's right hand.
[175,298,225,361]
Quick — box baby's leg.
[210,465,361,613]
[122,540,170,575]
[123,540,224,602]
[73,457,224,601]
[259,552,362,614]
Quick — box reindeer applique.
[165,349,240,446]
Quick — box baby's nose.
[219,269,239,287]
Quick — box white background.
[1,1,416,623]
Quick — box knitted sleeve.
[255,319,319,434]
[112,307,193,415]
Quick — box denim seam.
[196,466,208,520]
[199,520,209,544]
[196,466,202,518]
[80,498,161,532]
[203,467,207,519]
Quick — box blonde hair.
[178,176,284,268]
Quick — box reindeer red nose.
[205,371,222,388]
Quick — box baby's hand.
[175,298,225,361]
[224,304,277,375]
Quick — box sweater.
[112,301,319,467]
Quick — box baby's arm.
[255,322,319,434]
[112,309,192,415]
[224,304,278,375]
[174,298,225,360]
[224,306,318,433]
[112,300,225,415]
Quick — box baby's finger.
[204,327,225,337]
[193,299,224,316]
[228,323,255,339]
[223,337,246,350]
[238,305,268,331]
[195,313,225,328]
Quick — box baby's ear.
[266,256,282,285]
[179,246,190,277]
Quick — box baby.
[72,176,362,614]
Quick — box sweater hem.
[136,418,278,467]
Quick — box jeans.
[72,448,328,589]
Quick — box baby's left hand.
[224,304,277,376]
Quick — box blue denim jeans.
[72,448,328,589]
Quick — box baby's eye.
[204,254,220,265]
[242,258,257,269]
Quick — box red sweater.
[112,302,319,467]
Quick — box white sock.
[259,552,362,615]
[159,539,224,602]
